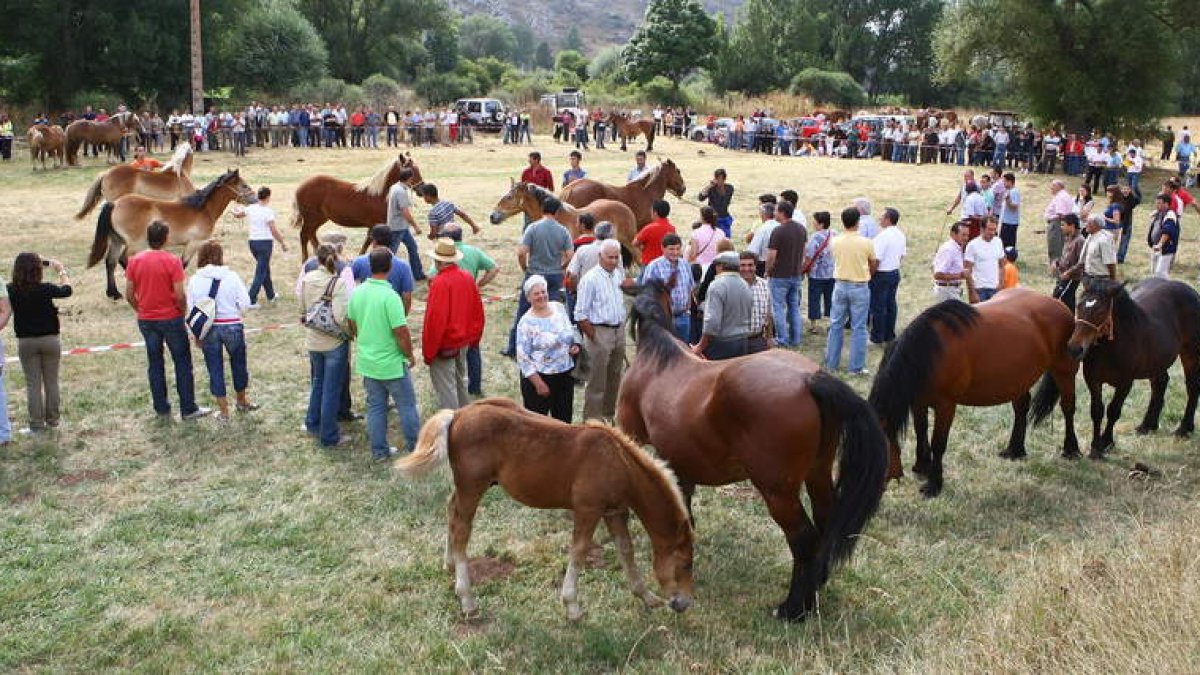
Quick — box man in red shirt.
[519,151,554,229]
[632,199,676,265]
[423,238,485,410]
[125,221,207,420]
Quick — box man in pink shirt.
[1042,179,1074,262]
[125,221,207,420]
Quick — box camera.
[41,259,51,267]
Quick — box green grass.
[2,136,1200,670]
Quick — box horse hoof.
[911,463,930,476]
[566,607,585,623]
[1088,450,1106,461]
[919,482,942,499]
[1061,449,1082,460]
[774,603,809,622]
[1135,425,1156,436]
[998,448,1027,460]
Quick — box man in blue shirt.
[351,224,414,314]
[639,233,695,341]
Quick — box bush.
[499,70,555,104]
[361,73,413,110]
[637,76,687,106]
[414,73,479,105]
[288,77,365,106]
[788,68,866,107]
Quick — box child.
[1001,246,1020,289]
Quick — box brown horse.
[618,280,887,621]
[607,112,656,152]
[868,290,1080,499]
[395,398,695,621]
[560,159,686,227]
[488,182,640,263]
[88,169,255,300]
[291,153,425,259]
[27,124,65,170]
[65,112,144,166]
[1067,277,1200,457]
[75,143,196,219]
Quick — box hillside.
[448,0,743,54]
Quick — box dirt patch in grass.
[56,470,110,486]
[11,491,37,504]
[469,556,516,585]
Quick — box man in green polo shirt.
[347,248,421,461]
[426,223,500,396]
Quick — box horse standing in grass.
[868,290,1080,498]
[27,124,65,170]
[1067,277,1200,457]
[65,111,143,165]
[559,159,686,227]
[617,280,887,621]
[87,169,255,300]
[489,181,640,264]
[395,398,695,622]
[290,153,425,259]
[75,143,196,219]
[608,112,656,152]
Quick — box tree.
[623,0,717,86]
[534,42,554,70]
[217,2,327,92]
[555,50,590,82]
[424,21,460,73]
[707,0,822,95]
[296,0,447,83]
[458,15,517,62]
[563,26,584,54]
[587,45,624,82]
[510,24,537,67]
[789,68,867,106]
[414,72,477,104]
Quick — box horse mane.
[585,421,687,517]
[1084,278,1144,329]
[181,171,235,208]
[355,158,398,197]
[162,143,193,173]
[868,300,979,442]
[629,279,686,366]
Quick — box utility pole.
[190,0,203,114]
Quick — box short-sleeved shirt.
[563,168,587,185]
[351,253,414,296]
[1082,229,1117,276]
[872,226,906,272]
[521,217,573,276]
[747,219,780,262]
[1000,186,1021,224]
[347,278,409,380]
[965,236,1005,289]
[427,200,457,232]
[831,231,876,282]
[244,204,276,241]
[126,249,185,320]
[633,218,675,265]
[768,220,808,278]
[803,229,835,280]
[386,183,413,231]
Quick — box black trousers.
[703,336,748,361]
[521,371,575,424]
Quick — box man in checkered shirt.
[739,250,773,353]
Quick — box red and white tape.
[4,293,516,364]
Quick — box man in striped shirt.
[739,250,773,353]
[574,240,628,422]
[420,184,480,240]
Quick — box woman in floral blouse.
[515,275,580,423]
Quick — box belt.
[934,281,961,287]
[836,280,869,285]
[592,323,621,329]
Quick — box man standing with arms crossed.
[869,207,906,345]
[574,240,627,422]
[1043,179,1074,263]
[932,222,969,303]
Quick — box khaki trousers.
[429,351,470,410]
[18,334,62,429]
[583,325,625,422]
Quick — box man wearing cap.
[1050,214,1084,310]
[639,232,695,341]
[932,222,969,303]
[1080,213,1117,282]
[693,251,752,360]
[1043,179,1074,262]
[422,238,485,410]
[503,197,573,357]
[574,240,627,422]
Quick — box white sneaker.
[247,303,262,310]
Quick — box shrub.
[414,73,479,105]
[788,68,867,107]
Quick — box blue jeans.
[769,276,803,347]
[808,277,834,320]
[248,240,275,303]
[825,281,869,372]
[388,229,426,281]
[672,314,691,343]
[138,317,198,416]
[868,270,900,344]
[297,127,308,147]
[977,288,998,302]
[0,338,10,441]
[955,145,966,165]
[364,374,421,457]
[467,345,482,394]
[993,143,1007,167]
[716,216,733,238]
[200,323,249,398]
[1118,219,1133,264]
[307,342,349,446]
[1181,158,1192,179]
[507,272,563,354]
[1129,172,1142,200]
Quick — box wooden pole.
[190,0,203,114]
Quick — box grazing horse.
[1067,277,1200,457]
[75,143,196,219]
[27,124,65,170]
[290,153,425,259]
[87,169,255,300]
[617,280,887,621]
[65,111,143,165]
[607,112,656,152]
[395,398,695,621]
[560,159,687,227]
[489,181,640,264]
[868,290,1080,498]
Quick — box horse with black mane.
[1067,277,1200,457]
[617,279,887,621]
[868,290,1079,498]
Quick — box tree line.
[1,0,1197,132]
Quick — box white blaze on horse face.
[1085,299,1098,308]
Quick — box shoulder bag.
[186,278,221,340]
[303,276,349,341]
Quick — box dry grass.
[1,132,1200,671]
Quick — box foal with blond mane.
[395,398,695,621]
[489,182,640,264]
[75,143,196,219]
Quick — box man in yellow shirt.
[825,206,877,375]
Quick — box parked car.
[791,116,824,139]
[455,98,507,132]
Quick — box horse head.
[489,181,530,225]
[221,169,257,205]
[400,156,425,190]
[1069,277,1123,359]
[661,159,686,197]
[629,278,674,341]
[649,517,695,614]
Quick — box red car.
[792,117,824,139]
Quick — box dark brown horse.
[290,153,425,258]
[608,112,656,152]
[1067,277,1200,457]
[868,290,1080,498]
[560,159,686,227]
[618,280,887,621]
[395,398,694,621]
[65,112,144,165]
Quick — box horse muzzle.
[668,594,692,613]
[488,211,504,225]
[1068,344,1088,361]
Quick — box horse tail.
[76,174,105,219]
[65,131,82,166]
[805,371,888,595]
[88,203,115,268]
[289,192,304,229]
[395,409,455,478]
[1028,372,1060,427]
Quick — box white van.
[455,98,507,132]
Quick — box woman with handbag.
[186,240,254,422]
[7,253,72,433]
[803,211,835,333]
[515,275,580,423]
[299,244,352,446]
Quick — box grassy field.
[2,129,1200,671]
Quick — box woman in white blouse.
[515,275,580,423]
[186,240,254,421]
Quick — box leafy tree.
[789,68,867,106]
[563,26,584,54]
[534,42,554,71]
[510,24,537,68]
[623,0,717,85]
[218,1,327,93]
[296,0,447,83]
[587,46,625,82]
[555,50,590,81]
[424,21,460,73]
[414,72,478,104]
[707,1,821,95]
[361,73,404,109]
[458,15,517,62]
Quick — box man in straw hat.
[423,238,485,410]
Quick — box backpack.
[303,276,349,341]
[186,278,221,340]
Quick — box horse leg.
[180,239,204,269]
[1175,351,1200,437]
[562,509,602,622]
[760,488,820,621]
[1054,368,1081,459]
[105,236,124,300]
[1136,373,1169,435]
[999,392,1031,459]
[911,405,932,476]
[359,230,373,255]
[1087,377,1105,456]
[447,487,484,617]
[921,403,957,498]
[620,134,628,152]
[678,480,696,525]
[1096,381,1134,458]
[603,511,662,609]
